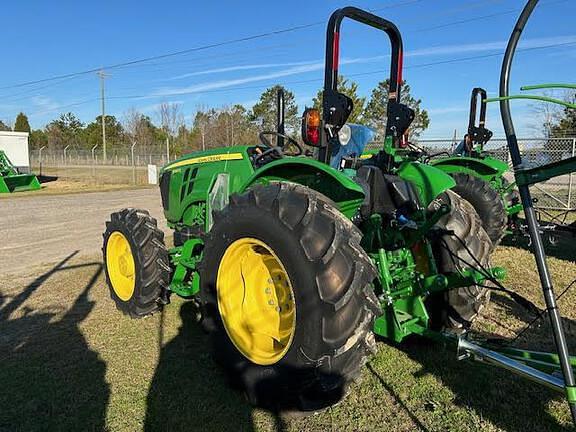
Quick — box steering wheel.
[258,131,303,157]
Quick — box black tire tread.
[451,172,507,247]
[199,183,379,411]
[429,190,492,331]
[102,208,171,318]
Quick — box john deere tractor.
[429,87,522,245]
[103,7,502,410]
[104,3,576,423]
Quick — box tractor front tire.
[451,173,506,247]
[102,208,171,318]
[427,190,492,332]
[199,183,379,411]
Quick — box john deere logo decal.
[167,153,244,170]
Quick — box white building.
[0,131,31,173]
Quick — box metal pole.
[91,144,98,178]
[63,145,70,166]
[97,69,110,163]
[569,138,575,209]
[498,0,576,422]
[131,142,136,184]
[39,146,46,176]
[276,88,285,148]
[166,137,170,162]
[458,338,565,392]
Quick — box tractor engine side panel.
[159,147,255,227]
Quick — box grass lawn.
[1,242,575,431]
[33,165,151,186]
[0,165,154,198]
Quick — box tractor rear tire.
[451,173,506,247]
[427,190,492,332]
[199,183,380,412]
[102,208,171,318]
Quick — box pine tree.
[251,85,299,133]
[13,112,31,133]
[363,80,429,139]
[0,120,10,131]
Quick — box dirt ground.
[0,188,168,273]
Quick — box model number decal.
[167,153,244,170]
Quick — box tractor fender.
[240,158,365,218]
[397,161,456,207]
[431,156,509,181]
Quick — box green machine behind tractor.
[429,85,576,247]
[103,0,576,423]
[429,87,520,245]
[0,149,41,193]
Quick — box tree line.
[4,80,576,159]
[2,77,432,158]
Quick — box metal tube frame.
[496,0,576,422]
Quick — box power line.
[1,0,563,99]
[411,0,568,32]
[13,0,573,118]
[28,98,98,117]
[0,0,422,91]
[22,38,576,118]
[103,40,576,102]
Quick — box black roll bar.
[469,87,488,132]
[468,87,492,147]
[319,7,404,163]
[324,7,403,103]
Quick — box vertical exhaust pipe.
[277,88,285,148]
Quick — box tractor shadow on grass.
[501,233,576,262]
[145,301,344,432]
[397,291,576,432]
[0,252,108,431]
[145,301,258,432]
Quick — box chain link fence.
[29,146,172,186]
[415,137,575,211]
[30,138,575,211]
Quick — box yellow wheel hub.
[217,238,296,365]
[106,231,136,301]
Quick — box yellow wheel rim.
[106,231,136,301]
[217,238,296,365]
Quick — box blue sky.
[1,0,574,138]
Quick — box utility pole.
[97,69,110,163]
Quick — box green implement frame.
[456,0,576,423]
[0,150,41,193]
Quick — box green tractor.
[103,2,576,422]
[428,87,522,245]
[102,7,499,409]
[103,7,501,410]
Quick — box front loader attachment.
[0,173,41,193]
[0,150,41,193]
